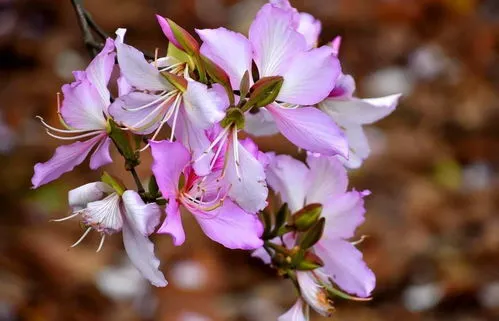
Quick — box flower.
[278,298,309,321]
[196,1,347,157]
[265,153,376,298]
[150,140,264,249]
[109,29,225,175]
[296,271,334,317]
[54,181,167,287]
[32,38,116,188]
[319,37,401,168]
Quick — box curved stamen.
[193,126,230,163]
[159,62,183,72]
[46,130,102,141]
[50,211,81,222]
[121,90,175,112]
[232,126,241,180]
[169,96,181,141]
[70,227,92,248]
[209,132,228,169]
[36,116,91,134]
[96,234,106,253]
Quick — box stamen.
[154,48,159,69]
[194,126,230,163]
[159,62,183,72]
[45,130,102,141]
[232,127,241,180]
[50,211,81,222]
[96,234,106,253]
[209,132,228,169]
[70,227,92,248]
[121,91,173,112]
[36,116,91,134]
[169,97,181,141]
[351,235,368,246]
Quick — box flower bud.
[201,55,234,105]
[107,119,137,165]
[101,172,126,196]
[293,203,322,231]
[295,251,324,271]
[298,217,325,249]
[247,76,284,108]
[160,71,188,92]
[221,107,245,129]
[157,16,200,55]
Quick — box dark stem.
[70,0,101,57]
[129,166,145,195]
[84,11,109,40]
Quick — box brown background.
[1,0,499,320]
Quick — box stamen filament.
[46,130,102,141]
[96,234,106,253]
[36,116,92,134]
[50,211,81,222]
[70,227,92,248]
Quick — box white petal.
[83,193,123,233]
[68,182,114,211]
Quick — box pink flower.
[196,2,347,157]
[319,37,402,168]
[150,140,264,249]
[32,39,116,188]
[265,153,376,298]
[54,182,167,287]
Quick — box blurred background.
[1,0,499,320]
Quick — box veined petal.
[328,73,356,99]
[267,105,348,157]
[192,199,263,250]
[321,190,367,240]
[244,108,280,137]
[115,29,172,92]
[278,299,309,321]
[320,94,401,125]
[305,154,348,204]
[68,182,114,211]
[224,137,268,213]
[339,123,370,169]
[197,27,253,90]
[83,192,123,233]
[157,197,185,246]
[266,153,308,212]
[109,92,169,135]
[150,140,189,198]
[32,134,103,188]
[60,78,107,130]
[86,37,115,106]
[122,191,167,287]
[278,46,340,105]
[89,136,112,170]
[315,239,375,298]
[249,4,306,77]
[297,12,321,49]
[296,271,334,317]
[183,80,225,129]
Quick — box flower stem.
[129,166,145,195]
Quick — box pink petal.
[305,154,348,204]
[328,73,356,98]
[122,190,167,287]
[297,12,321,49]
[197,27,253,90]
[278,299,308,321]
[85,38,115,106]
[156,15,182,49]
[192,199,263,250]
[322,191,367,239]
[115,29,172,92]
[68,182,114,211]
[183,80,225,129]
[315,239,375,298]
[32,134,103,188]
[267,105,348,157]
[278,46,340,105]
[157,198,185,246]
[251,246,272,265]
[60,78,107,131]
[89,136,112,170]
[224,136,268,213]
[150,140,189,198]
[244,108,279,137]
[266,153,308,212]
[249,4,306,77]
[331,36,342,56]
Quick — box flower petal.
[305,154,348,204]
[322,190,368,239]
[267,105,348,157]
[224,137,268,213]
[122,191,167,287]
[197,27,253,90]
[60,78,107,130]
[249,4,306,77]
[278,299,309,321]
[266,153,308,212]
[85,38,115,106]
[68,182,114,211]
[183,80,225,129]
[150,140,189,198]
[244,108,280,137]
[251,246,272,265]
[315,239,375,298]
[32,134,103,188]
[339,124,370,169]
[84,193,123,233]
[278,46,340,105]
[296,271,333,316]
[192,199,263,250]
[328,73,356,99]
[297,13,321,49]
[157,198,185,246]
[89,136,112,170]
[115,28,172,92]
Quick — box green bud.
[293,203,323,231]
[324,283,372,301]
[201,55,234,105]
[298,217,325,249]
[161,71,188,92]
[167,42,192,67]
[101,172,126,196]
[165,18,200,56]
[239,70,250,99]
[295,251,324,271]
[220,107,245,129]
[246,76,284,109]
[269,203,290,238]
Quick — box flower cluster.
[32,0,400,319]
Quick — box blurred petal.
[322,191,367,239]
[305,154,348,204]
[32,134,103,188]
[266,153,308,212]
[297,12,321,49]
[328,73,355,99]
[197,27,252,90]
[315,239,375,298]
[331,36,342,56]
[296,271,333,317]
[122,191,167,287]
[278,299,309,321]
[157,198,185,246]
[251,246,272,265]
[340,124,370,169]
[267,105,348,157]
[68,182,114,211]
[244,108,279,136]
[193,199,263,249]
[86,38,115,106]
[89,136,112,170]
[249,4,306,77]
[150,140,190,198]
[278,46,339,105]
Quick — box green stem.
[129,166,145,195]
